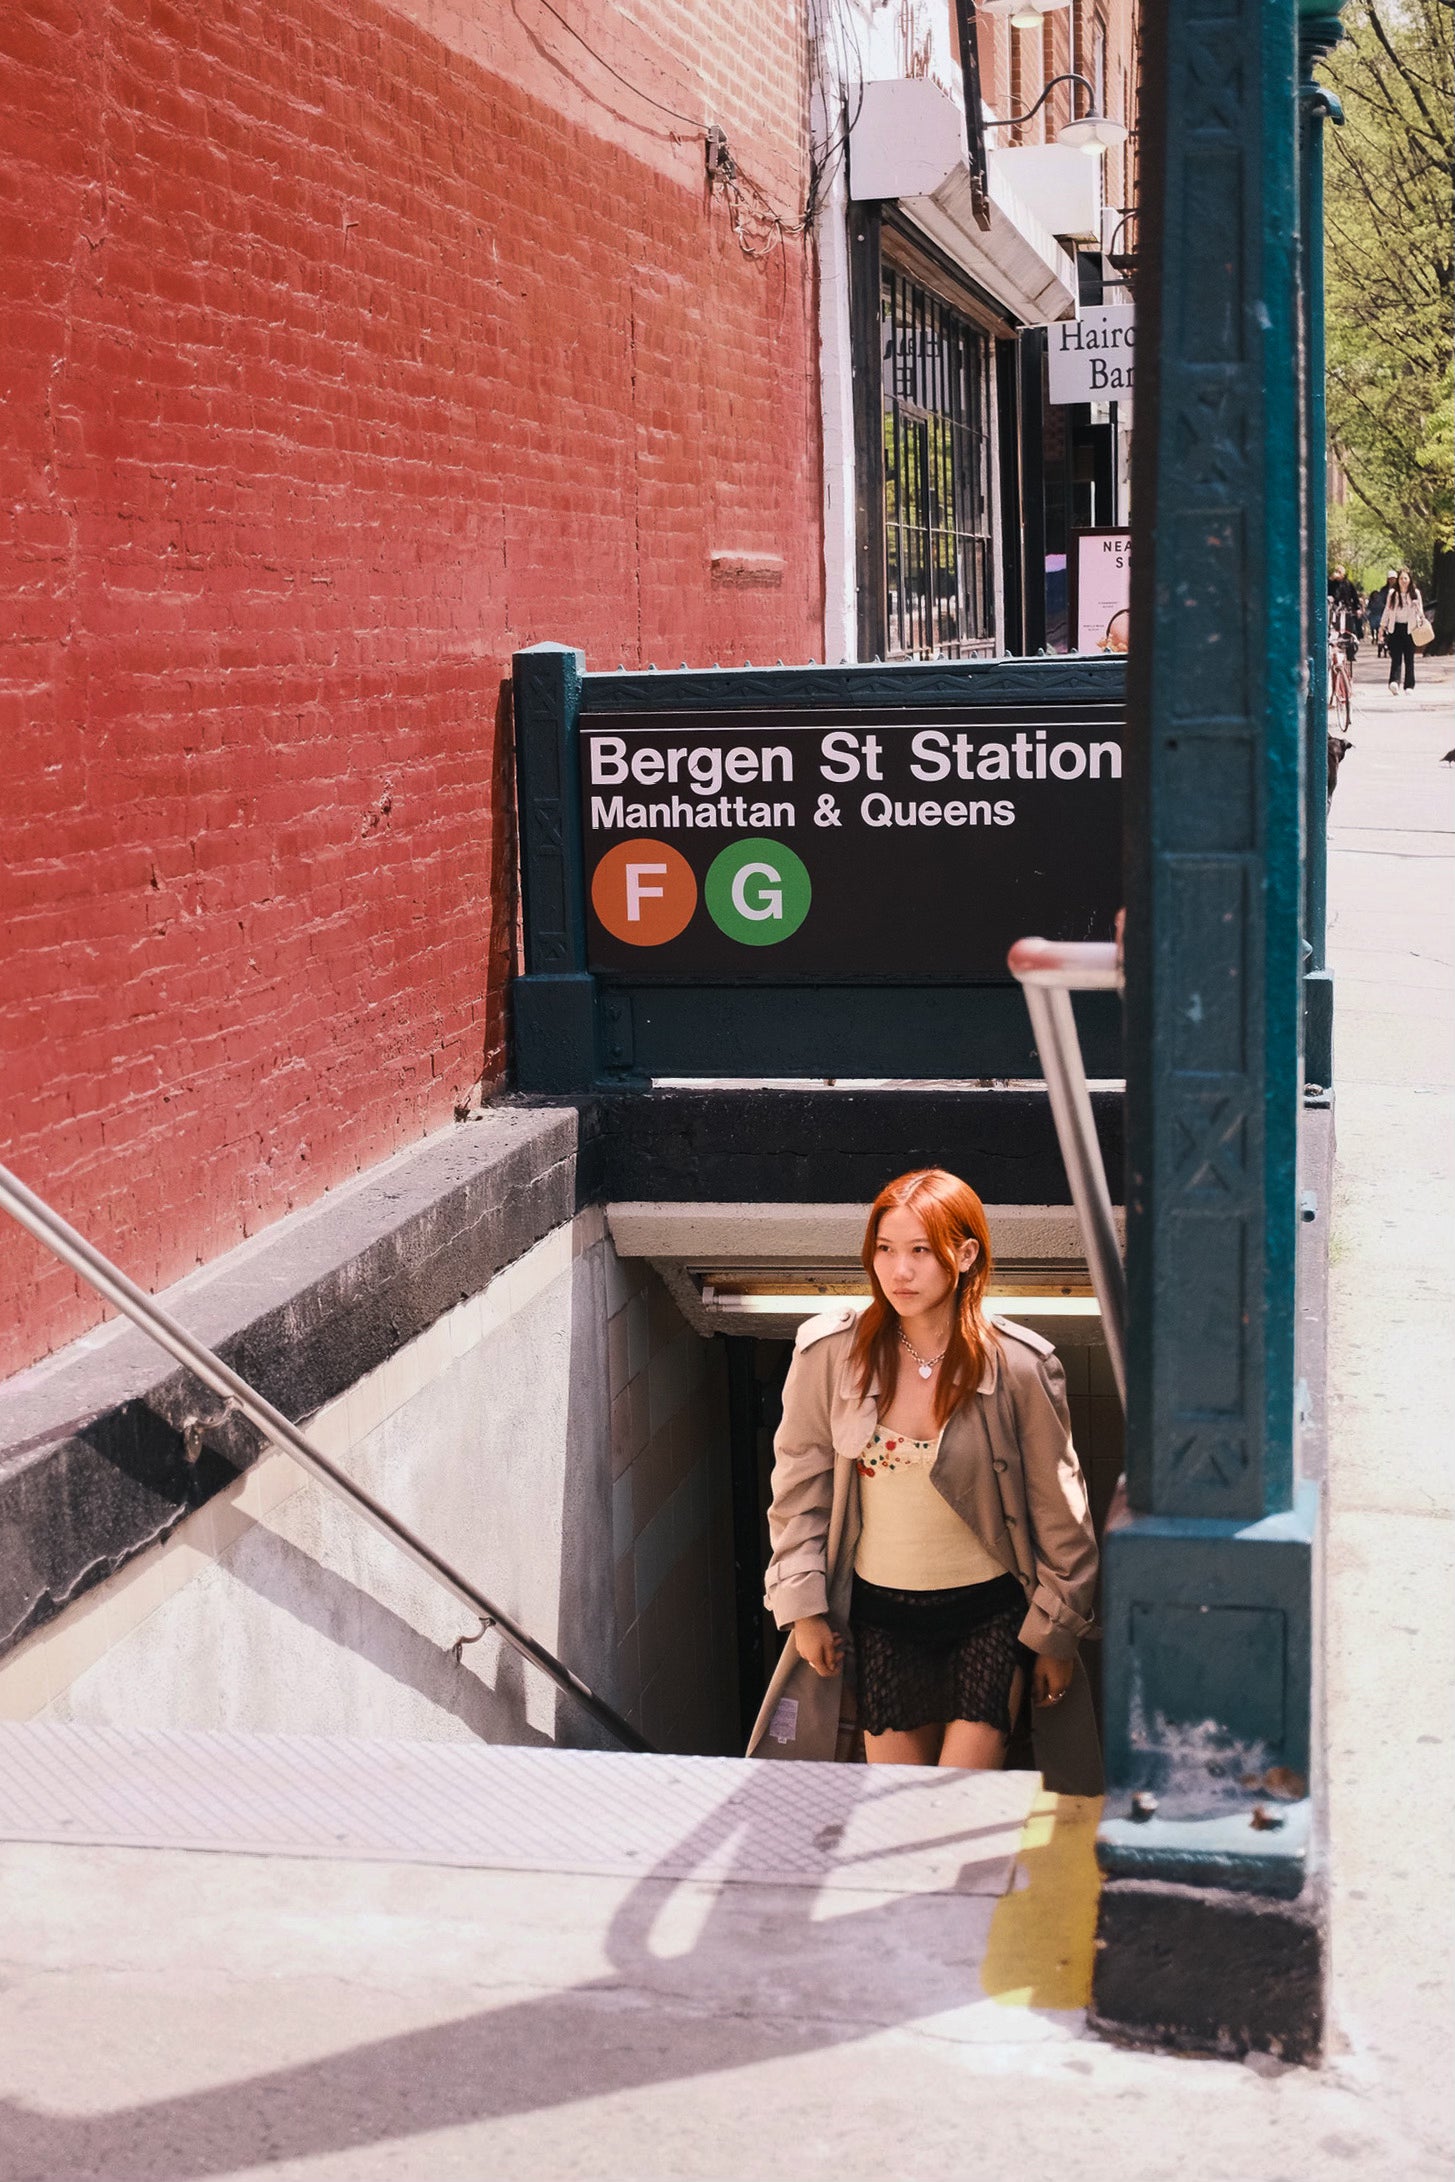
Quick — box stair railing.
[0,1163,650,1754]
[1007,937,1127,1409]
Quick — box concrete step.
[0,1720,1040,1894]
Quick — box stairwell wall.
[0,1111,739,1757]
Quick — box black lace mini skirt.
[850,1570,1029,1737]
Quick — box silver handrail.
[0,1163,651,1754]
[1007,938,1127,1408]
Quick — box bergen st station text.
[586,727,1123,833]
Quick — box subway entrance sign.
[513,647,1123,1092]
[581,709,1120,979]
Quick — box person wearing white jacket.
[1380,567,1427,692]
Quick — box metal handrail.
[1007,938,1127,1408]
[0,1163,650,1755]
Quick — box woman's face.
[1398,569,1413,594]
[874,1205,977,1317]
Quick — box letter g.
[731,862,782,921]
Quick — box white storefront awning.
[848,77,1077,328]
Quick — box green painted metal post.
[512,643,599,1093]
[1126,0,1305,1528]
[1099,0,1324,1884]
[1300,18,1345,1088]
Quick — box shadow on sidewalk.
[0,1766,1069,2182]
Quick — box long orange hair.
[850,1169,996,1426]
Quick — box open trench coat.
[746,1307,1104,1795]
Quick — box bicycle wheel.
[1334,669,1352,735]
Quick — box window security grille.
[880,267,996,661]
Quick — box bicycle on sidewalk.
[1327,603,1357,799]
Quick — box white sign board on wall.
[1048,305,1135,404]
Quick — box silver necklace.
[898,1330,946,1381]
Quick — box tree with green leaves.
[1322,0,1454,639]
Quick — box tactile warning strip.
[0,1723,1037,1895]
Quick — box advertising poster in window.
[1072,530,1131,655]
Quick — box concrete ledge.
[605,1201,1124,1264]
[0,1108,579,1658]
[1090,1873,1324,2064]
[607,1202,869,1262]
[606,1201,1124,1340]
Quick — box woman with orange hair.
[749,1169,1101,1788]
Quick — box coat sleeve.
[1010,1350,1099,1660]
[763,1341,838,1629]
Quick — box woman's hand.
[794,1616,844,1678]
[1032,1653,1075,1708]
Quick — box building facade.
[2,0,1137,1375]
[816,0,1138,661]
[1,0,826,1373]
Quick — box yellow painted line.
[980,1789,1103,2010]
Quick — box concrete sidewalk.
[1320,651,1454,2153]
[0,663,1449,2181]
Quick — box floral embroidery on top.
[856,1423,938,1479]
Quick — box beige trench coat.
[746,1307,1104,1795]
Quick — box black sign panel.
[579,702,1121,981]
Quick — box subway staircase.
[0,1724,1114,2182]
[0,1719,1042,1895]
[0,1722,1103,2113]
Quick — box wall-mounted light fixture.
[983,69,1129,158]
[980,0,1072,31]
[1011,0,1070,30]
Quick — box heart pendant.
[918,1363,933,1379]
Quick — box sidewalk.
[0,666,1450,2182]
[1321,650,1455,2149]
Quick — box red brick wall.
[0,0,821,1373]
[974,9,1010,119]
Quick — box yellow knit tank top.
[853,1424,1005,1590]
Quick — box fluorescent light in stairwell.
[698,1288,1102,1317]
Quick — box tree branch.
[1333,456,1402,535]
[1363,4,1448,151]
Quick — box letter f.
[625,863,667,922]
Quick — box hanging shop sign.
[1047,303,1135,404]
[1072,529,1131,653]
[513,649,1125,1090]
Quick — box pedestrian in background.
[1329,565,1363,635]
[1380,567,1427,693]
[1368,569,1397,657]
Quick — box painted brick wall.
[0,0,821,1374]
